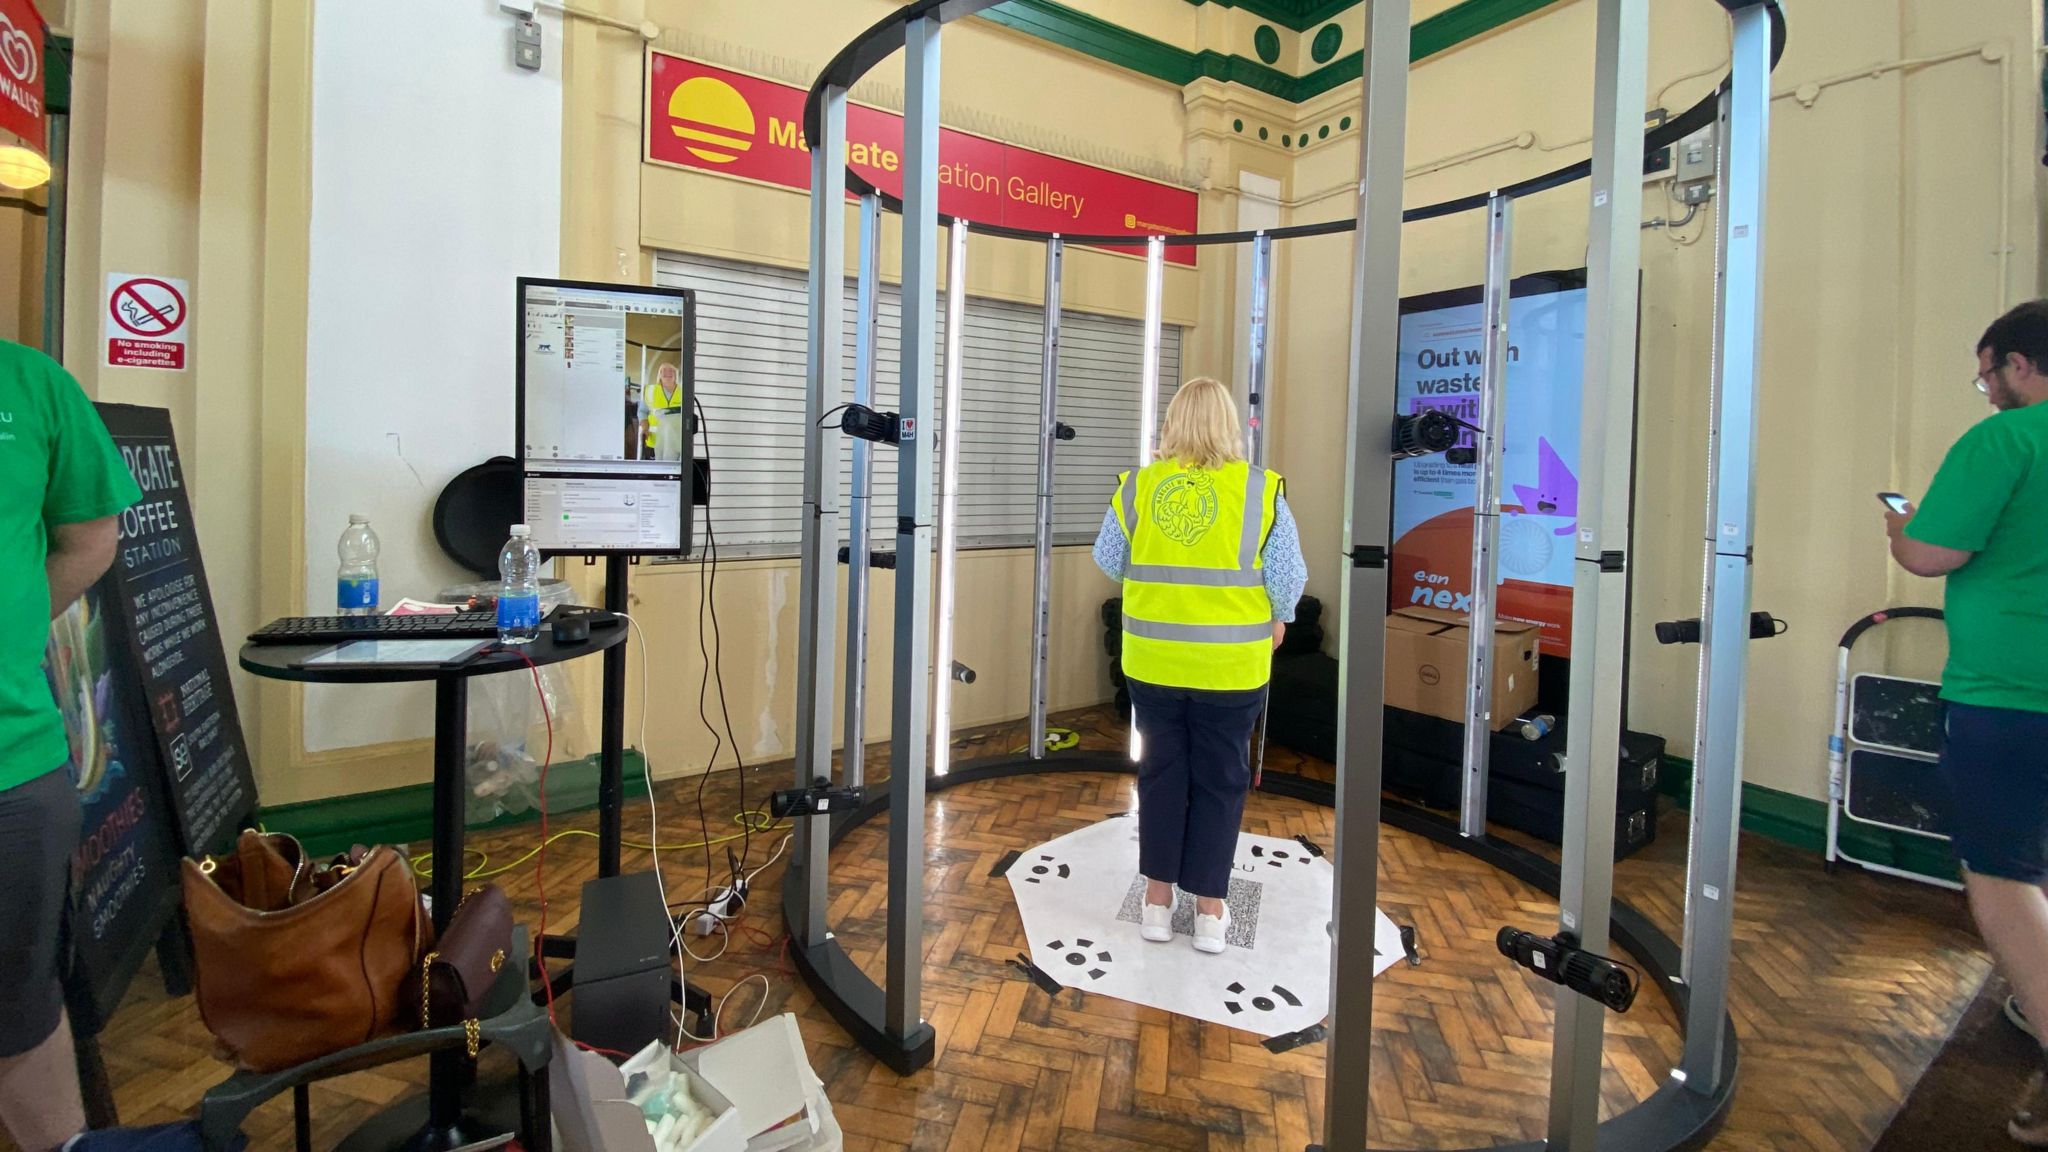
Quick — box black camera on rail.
[770,777,866,819]
[1654,610,1787,646]
[1497,926,1640,1012]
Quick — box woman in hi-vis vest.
[1094,376,1307,954]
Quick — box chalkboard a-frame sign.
[95,403,258,858]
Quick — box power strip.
[686,877,749,936]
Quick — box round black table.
[240,624,624,1152]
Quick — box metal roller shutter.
[652,250,1180,556]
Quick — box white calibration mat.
[1007,814,1404,1037]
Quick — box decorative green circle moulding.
[1253,24,1281,65]
[1311,24,1343,64]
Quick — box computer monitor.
[517,276,695,555]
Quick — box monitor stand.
[536,554,713,1036]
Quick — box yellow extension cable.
[411,809,788,881]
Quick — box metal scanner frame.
[784,2,1786,1148]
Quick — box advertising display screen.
[1390,273,1587,656]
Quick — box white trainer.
[1193,907,1229,954]
[1141,900,1175,943]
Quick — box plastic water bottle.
[496,525,543,644]
[1515,712,1556,742]
[336,515,380,616]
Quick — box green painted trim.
[982,1,1202,83]
[257,750,650,859]
[986,0,1569,106]
[1414,0,1566,57]
[44,34,70,117]
[1184,0,1360,34]
[1658,757,1961,884]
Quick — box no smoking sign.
[104,273,190,371]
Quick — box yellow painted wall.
[49,0,2044,810]
[57,0,291,786]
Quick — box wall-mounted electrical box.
[1676,126,1716,185]
[513,18,542,70]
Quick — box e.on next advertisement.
[645,53,1200,265]
[1390,275,1586,656]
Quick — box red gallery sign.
[0,0,44,151]
[646,53,1199,266]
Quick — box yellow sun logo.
[669,76,756,164]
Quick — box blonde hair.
[1155,376,1244,470]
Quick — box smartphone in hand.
[1878,492,1914,515]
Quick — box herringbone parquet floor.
[66,708,1989,1152]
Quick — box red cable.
[516,647,641,1063]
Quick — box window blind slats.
[652,251,1181,556]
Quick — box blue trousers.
[1939,700,2048,882]
[1129,678,1265,899]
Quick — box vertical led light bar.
[1246,231,1273,466]
[1029,237,1065,760]
[845,192,882,790]
[1459,192,1513,839]
[931,219,969,778]
[1130,235,1165,764]
[1138,235,1166,466]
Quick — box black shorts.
[1939,701,2048,883]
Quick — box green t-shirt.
[0,340,142,790]
[1906,400,2048,713]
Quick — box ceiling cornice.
[979,0,1569,104]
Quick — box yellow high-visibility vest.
[645,378,684,448]
[1112,458,1282,692]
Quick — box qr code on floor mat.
[1115,877,1262,948]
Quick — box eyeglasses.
[1973,368,1994,395]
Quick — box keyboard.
[249,612,501,645]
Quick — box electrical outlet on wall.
[1676,126,1716,184]
[513,18,542,71]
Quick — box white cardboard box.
[551,1035,746,1152]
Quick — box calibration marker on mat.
[1006,814,1405,1038]
[988,849,1022,878]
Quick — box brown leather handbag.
[418,884,513,1056]
[181,830,430,1072]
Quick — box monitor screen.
[517,277,695,555]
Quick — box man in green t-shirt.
[0,339,139,1152]
[1887,300,2048,1144]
